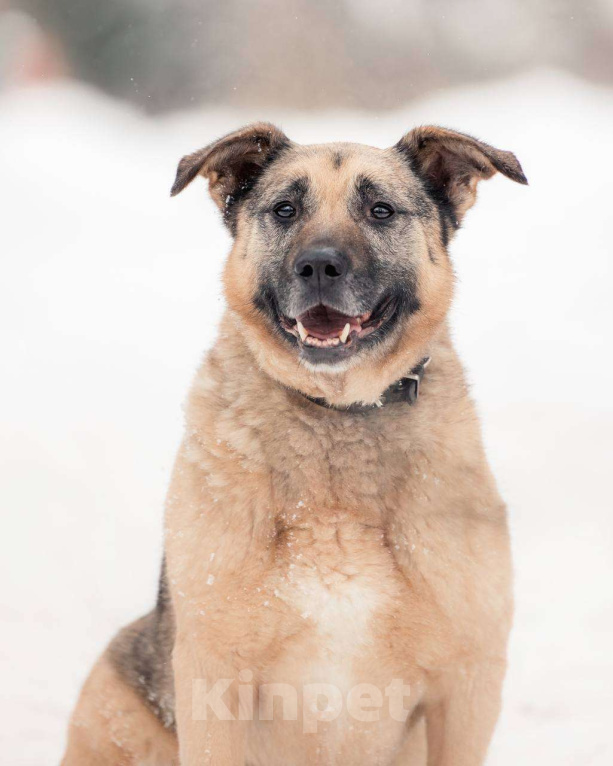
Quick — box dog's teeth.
[296,321,308,342]
[340,323,351,344]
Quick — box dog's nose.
[294,247,349,283]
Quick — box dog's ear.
[396,126,527,226]
[170,122,290,220]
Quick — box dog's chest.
[271,514,415,684]
[273,517,397,657]
[247,515,418,765]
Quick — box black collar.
[300,357,431,413]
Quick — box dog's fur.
[62,123,526,766]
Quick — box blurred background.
[1,1,612,765]
[2,0,613,110]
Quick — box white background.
[1,71,612,764]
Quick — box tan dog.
[62,123,526,766]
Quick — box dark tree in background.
[8,0,613,112]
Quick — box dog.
[62,123,526,765]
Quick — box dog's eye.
[371,203,395,220]
[273,202,296,219]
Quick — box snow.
[1,71,612,764]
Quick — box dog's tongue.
[297,305,355,340]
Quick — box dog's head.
[172,123,526,402]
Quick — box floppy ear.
[170,122,290,223]
[396,126,527,227]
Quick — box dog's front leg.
[165,446,275,765]
[424,663,505,766]
[173,638,246,765]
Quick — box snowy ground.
[1,71,612,764]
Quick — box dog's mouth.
[279,295,398,351]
